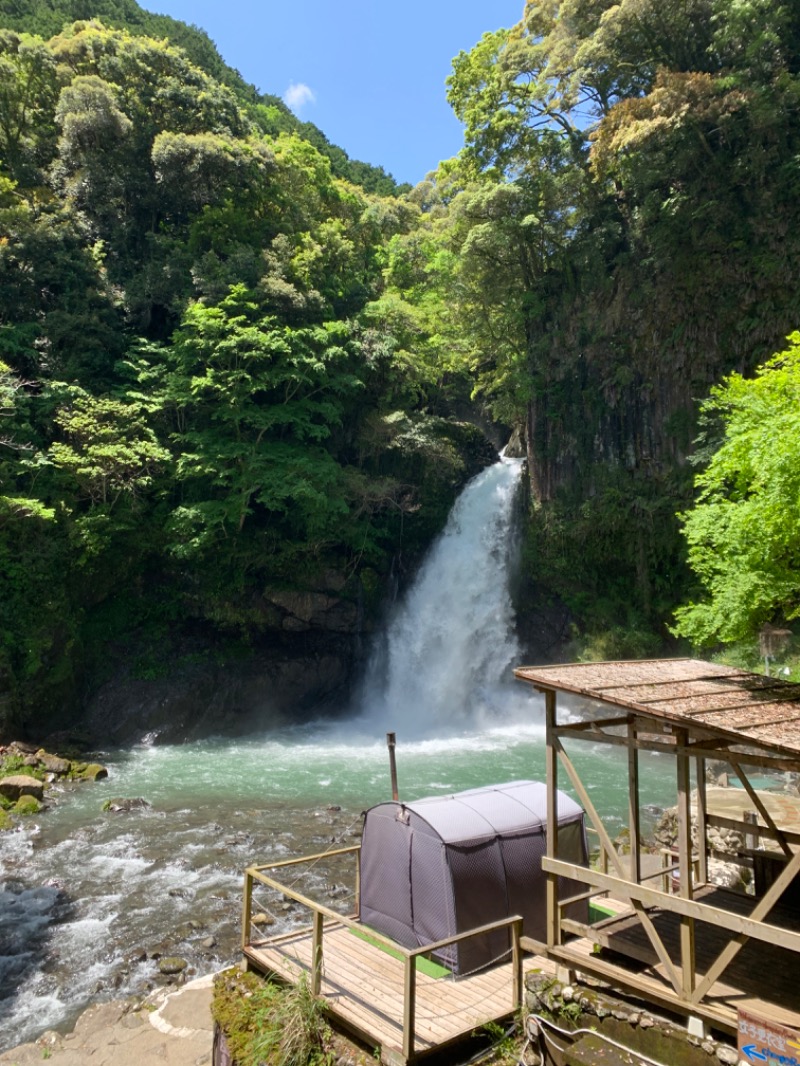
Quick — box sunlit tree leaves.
[674,333,800,644]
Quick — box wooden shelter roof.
[514,657,800,760]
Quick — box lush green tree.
[154,288,362,566]
[673,333,800,644]
[0,28,58,183]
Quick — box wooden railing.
[541,853,800,1013]
[242,847,524,1061]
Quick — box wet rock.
[158,956,188,975]
[102,797,151,813]
[7,740,38,755]
[504,425,526,458]
[251,912,275,927]
[0,775,44,802]
[76,763,108,781]
[36,752,70,775]
[14,794,42,815]
[202,935,217,949]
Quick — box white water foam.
[353,455,541,737]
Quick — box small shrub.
[213,968,333,1066]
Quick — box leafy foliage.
[673,334,800,644]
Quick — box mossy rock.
[0,808,11,831]
[158,956,188,975]
[73,763,109,781]
[14,794,42,815]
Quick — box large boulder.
[74,763,108,781]
[37,752,71,775]
[0,775,44,801]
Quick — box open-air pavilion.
[514,657,800,1038]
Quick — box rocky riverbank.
[0,973,216,1066]
[0,741,108,828]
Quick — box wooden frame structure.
[241,847,527,1065]
[514,657,800,1036]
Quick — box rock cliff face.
[516,232,800,636]
[80,630,360,745]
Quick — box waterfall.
[355,454,538,736]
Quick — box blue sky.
[142,0,525,187]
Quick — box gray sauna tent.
[359,780,588,975]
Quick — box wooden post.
[512,918,523,1011]
[403,953,416,1062]
[545,689,560,949]
[696,757,708,885]
[628,719,641,885]
[744,809,758,855]
[676,729,696,998]
[661,849,670,894]
[354,847,361,919]
[311,909,324,996]
[242,868,253,950]
[387,732,399,801]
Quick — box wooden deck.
[555,885,800,1033]
[244,921,543,1064]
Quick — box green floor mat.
[349,927,451,978]
[589,901,616,923]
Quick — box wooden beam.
[355,848,361,918]
[242,868,253,950]
[311,910,323,996]
[696,757,708,885]
[545,689,559,949]
[728,758,793,859]
[552,727,629,748]
[541,857,800,956]
[545,943,737,1035]
[555,744,682,994]
[554,715,632,732]
[705,813,800,848]
[544,710,800,775]
[628,719,641,884]
[251,844,361,872]
[403,952,416,1062]
[676,728,696,998]
[512,918,523,1012]
[689,844,800,1004]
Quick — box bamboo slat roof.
[514,658,800,760]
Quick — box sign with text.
[738,1008,800,1065]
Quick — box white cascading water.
[355,454,537,735]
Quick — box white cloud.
[283,82,316,113]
